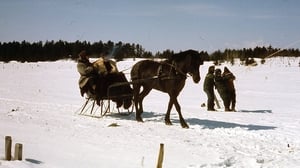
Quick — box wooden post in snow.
[14,143,23,160]
[156,143,164,168]
[5,136,12,161]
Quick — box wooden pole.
[156,143,164,168]
[14,143,23,161]
[5,136,12,161]
[214,92,221,109]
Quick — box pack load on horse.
[77,50,133,116]
[130,49,204,128]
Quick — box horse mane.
[169,49,200,62]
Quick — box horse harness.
[156,61,187,80]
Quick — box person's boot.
[230,105,236,112]
[207,101,215,111]
[80,88,85,97]
[230,102,236,112]
[225,107,230,111]
[207,107,216,111]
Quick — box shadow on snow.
[107,110,276,130]
[186,118,276,130]
[239,109,272,113]
[25,158,43,164]
[107,111,165,122]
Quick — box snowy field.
[0,57,300,168]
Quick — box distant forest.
[0,40,299,64]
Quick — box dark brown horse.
[130,50,203,128]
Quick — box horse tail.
[130,61,142,81]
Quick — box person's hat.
[215,68,221,74]
[208,65,215,73]
[224,66,230,72]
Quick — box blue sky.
[1,0,300,53]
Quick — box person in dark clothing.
[203,66,215,111]
[77,50,97,97]
[214,68,230,111]
[222,67,236,111]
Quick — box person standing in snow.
[77,50,97,97]
[214,68,230,111]
[203,65,215,111]
[222,67,236,111]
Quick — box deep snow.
[0,57,300,168]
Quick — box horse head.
[171,50,203,83]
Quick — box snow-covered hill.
[0,57,300,168]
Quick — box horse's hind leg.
[133,84,151,122]
[133,84,143,122]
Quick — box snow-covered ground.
[0,57,300,168]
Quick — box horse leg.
[135,86,152,122]
[132,84,143,122]
[165,97,174,126]
[173,98,189,128]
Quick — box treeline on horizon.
[0,40,299,63]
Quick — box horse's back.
[131,60,160,81]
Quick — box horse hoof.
[136,117,144,122]
[165,121,172,126]
[181,124,189,129]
